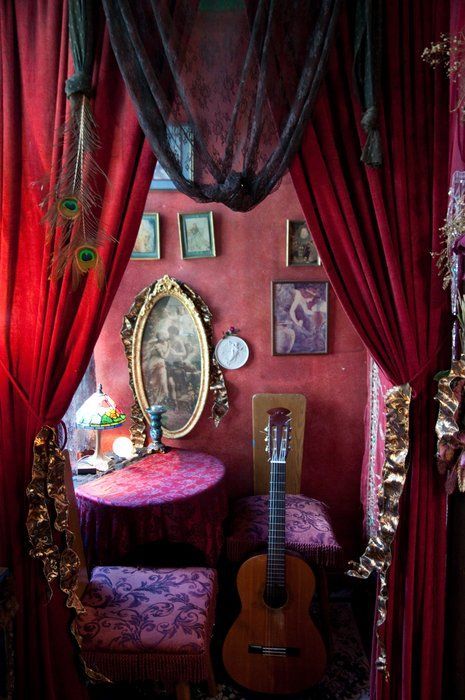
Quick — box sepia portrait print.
[131,213,160,259]
[286,220,320,266]
[272,281,328,355]
[178,212,216,259]
[141,295,203,432]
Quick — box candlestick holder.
[146,404,170,454]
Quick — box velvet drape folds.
[0,3,154,698]
[290,2,449,699]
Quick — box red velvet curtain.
[0,2,154,698]
[290,2,449,698]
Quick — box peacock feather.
[43,93,110,287]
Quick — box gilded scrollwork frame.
[121,274,228,445]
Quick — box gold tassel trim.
[347,383,412,677]
[26,427,62,596]
[26,426,84,610]
[435,356,465,493]
[26,425,110,683]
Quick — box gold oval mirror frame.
[122,275,228,445]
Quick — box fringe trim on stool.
[81,650,211,684]
[226,539,343,568]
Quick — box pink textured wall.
[94,172,367,558]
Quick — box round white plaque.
[215,335,249,370]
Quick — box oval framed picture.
[127,276,211,439]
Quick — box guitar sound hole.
[263,589,288,609]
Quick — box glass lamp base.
[76,430,112,472]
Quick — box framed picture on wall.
[272,280,328,355]
[178,211,216,259]
[150,125,194,190]
[131,213,160,260]
[286,220,321,266]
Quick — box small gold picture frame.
[178,212,216,259]
[286,220,321,267]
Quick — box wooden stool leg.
[317,565,333,651]
[175,682,191,700]
[206,655,217,697]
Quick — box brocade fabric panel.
[76,450,227,568]
[76,566,217,683]
[226,494,342,567]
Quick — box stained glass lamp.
[75,384,126,472]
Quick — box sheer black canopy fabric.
[102,0,340,212]
[66,0,95,98]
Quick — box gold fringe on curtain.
[26,427,63,596]
[435,356,465,492]
[26,425,109,683]
[347,383,412,676]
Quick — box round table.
[75,449,227,569]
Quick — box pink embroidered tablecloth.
[75,450,227,568]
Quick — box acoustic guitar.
[222,407,327,695]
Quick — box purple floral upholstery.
[226,494,343,567]
[74,566,217,683]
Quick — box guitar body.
[223,553,327,694]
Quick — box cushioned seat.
[75,566,217,684]
[226,494,342,567]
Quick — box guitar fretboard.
[264,426,288,608]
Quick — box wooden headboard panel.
[252,393,306,495]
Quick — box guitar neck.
[265,455,287,606]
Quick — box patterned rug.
[90,603,370,700]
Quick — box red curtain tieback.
[407,337,450,398]
[0,356,59,427]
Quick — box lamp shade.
[76,384,126,430]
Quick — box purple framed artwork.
[272,281,329,355]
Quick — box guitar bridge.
[248,644,300,657]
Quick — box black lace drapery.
[352,0,383,167]
[102,0,340,212]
